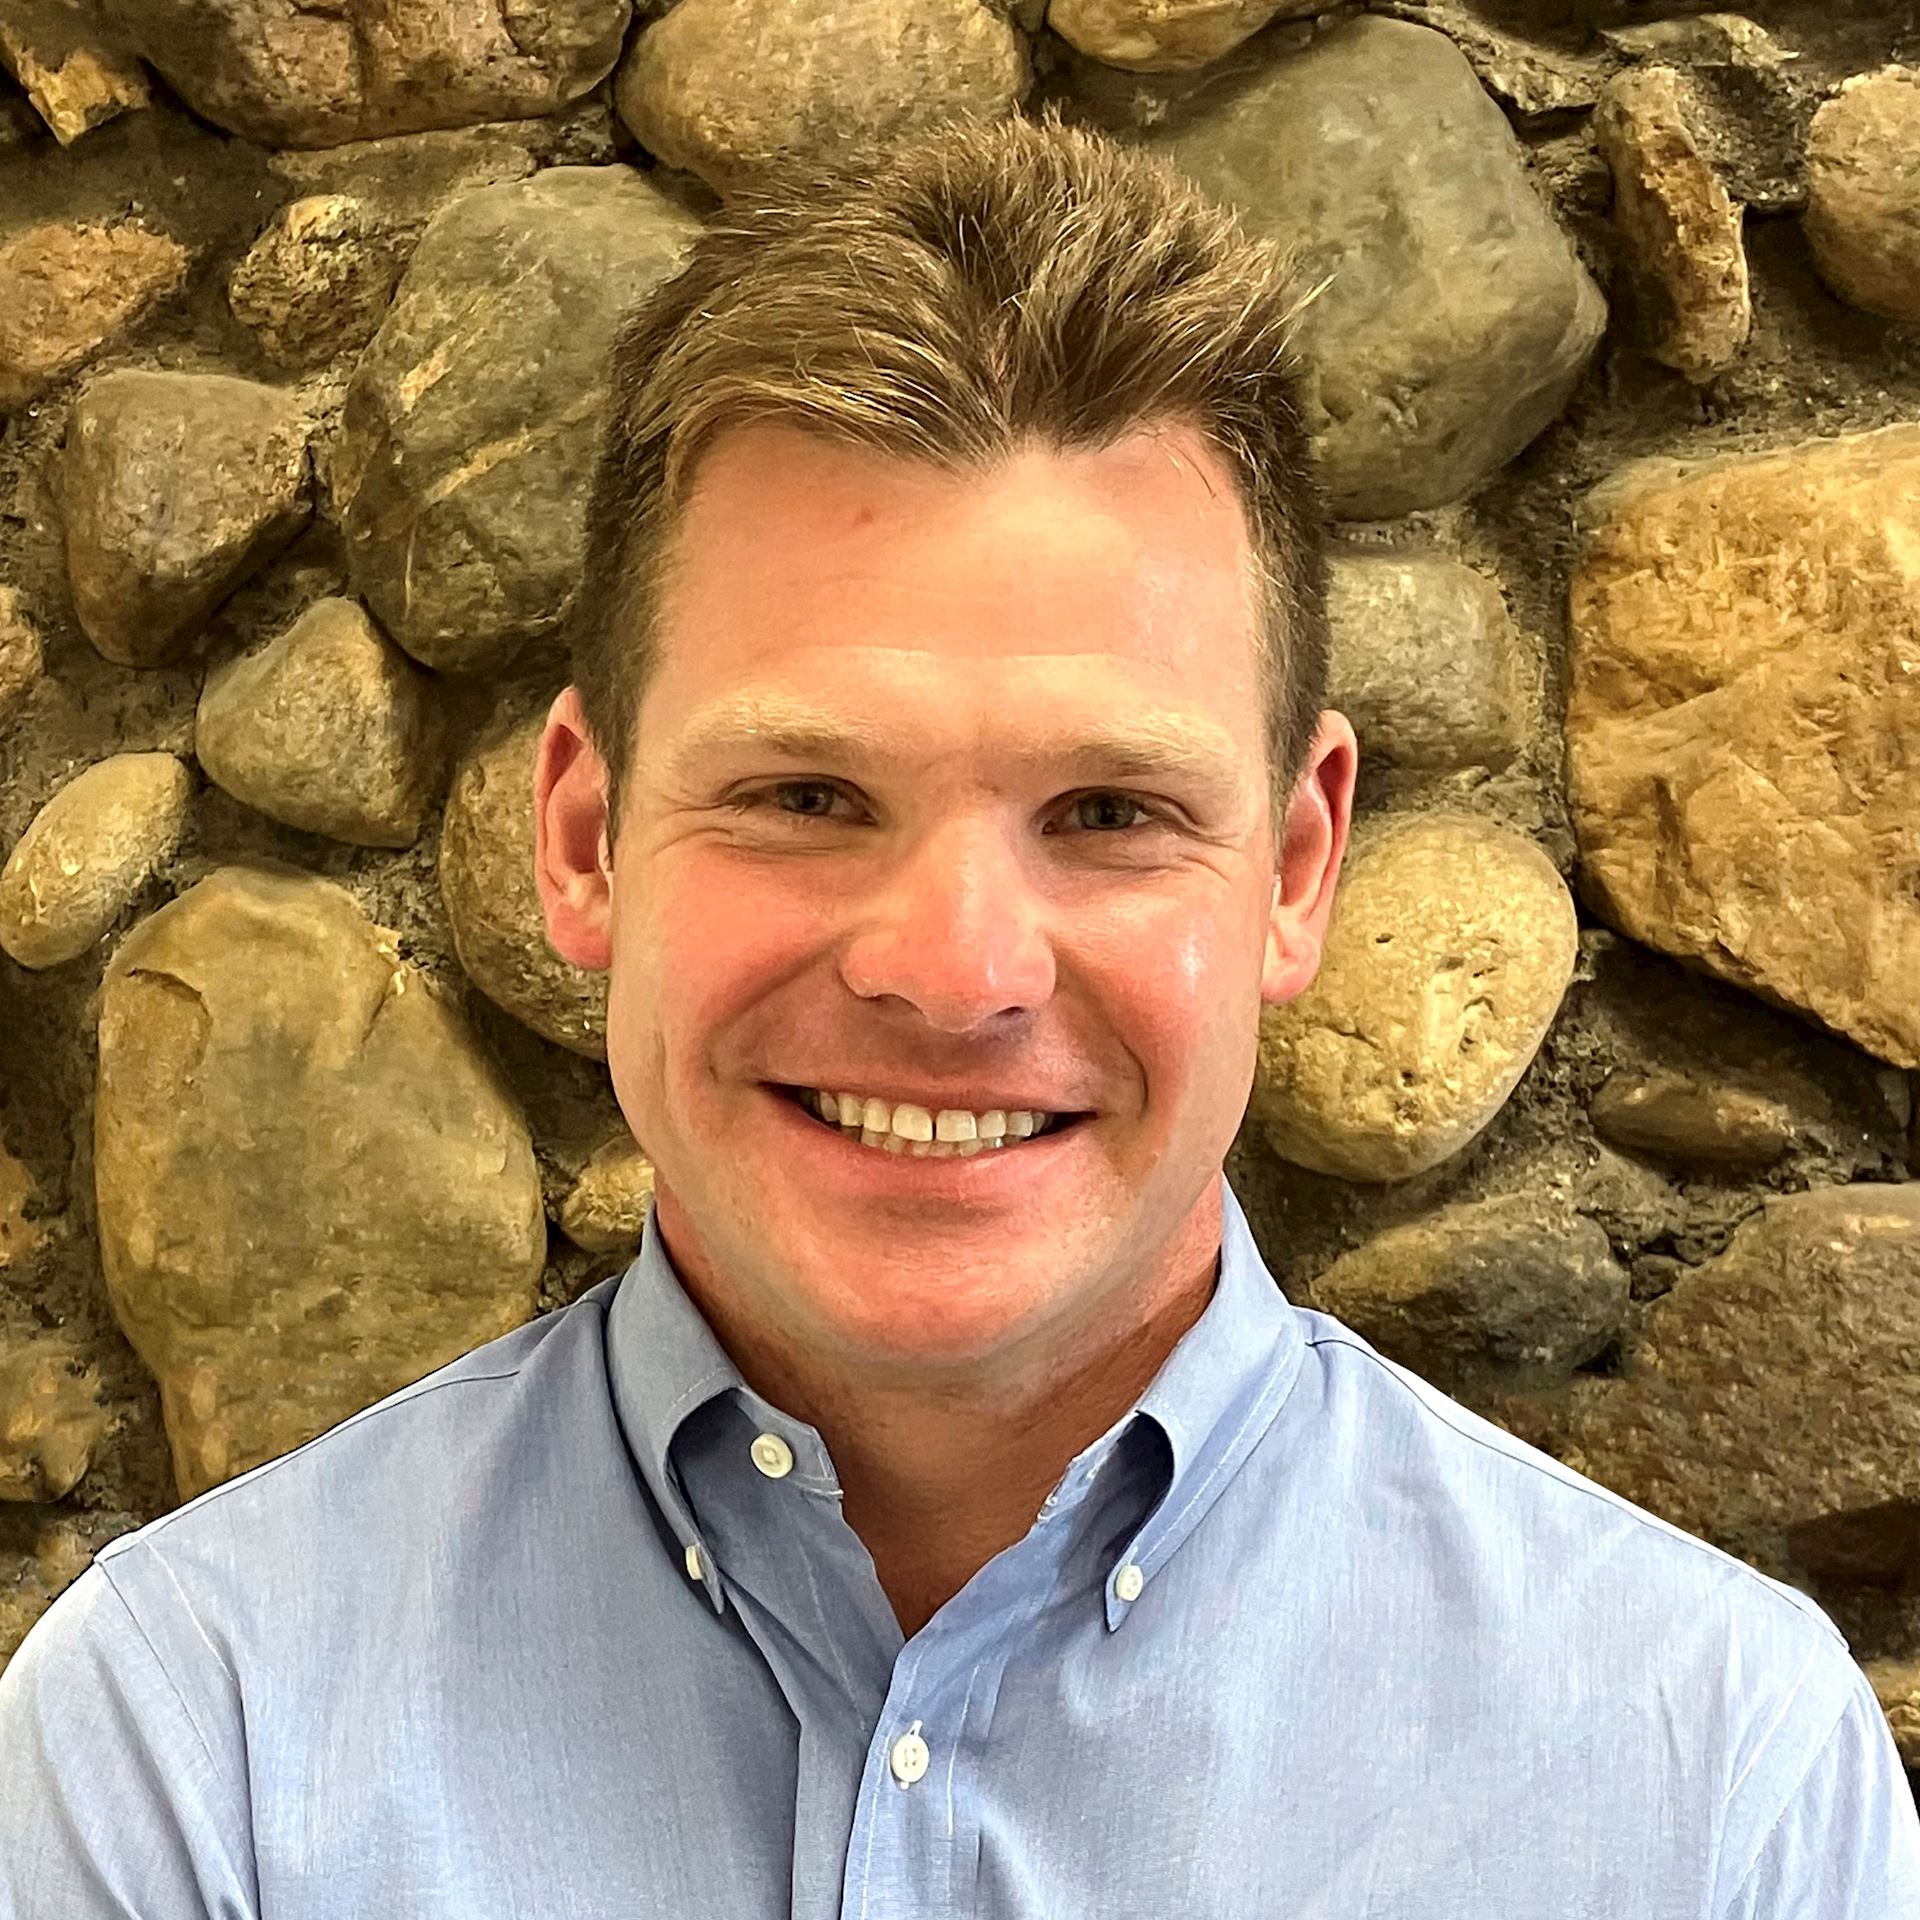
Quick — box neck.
[675,1226,1222,1641]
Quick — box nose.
[838,815,1058,1031]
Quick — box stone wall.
[2,0,1918,1790]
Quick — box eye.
[724,782,1171,834]
[1061,790,1162,834]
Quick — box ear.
[1260,709,1358,1006]
[533,686,616,973]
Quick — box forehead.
[639,419,1266,780]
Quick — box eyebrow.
[664,695,1249,798]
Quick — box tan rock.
[1557,1183,1920,1590]
[0,583,44,718]
[94,864,547,1499]
[1804,65,1920,324]
[1046,0,1321,73]
[0,1136,48,1270]
[1594,64,1750,382]
[0,1519,97,1667]
[60,369,313,668]
[196,597,449,849]
[110,0,628,147]
[1567,426,1920,1070]
[0,0,149,143]
[1250,813,1579,1181]
[0,220,187,413]
[0,1343,107,1501]
[1305,1191,1627,1397]
[1867,1657,1920,1767]
[439,704,607,1059]
[615,0,1031,199]
[557,1132,656,1256]
[1325,551,1531,773]
[0,752,193,969]
[1590,1069,1796,1168]
[227,194,414,372]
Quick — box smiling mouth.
[769,1084,1092,1155]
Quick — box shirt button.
[750,1433,794,1479]
[684,1542,706,1582]
[1114,1562,1145,1603]
[889,1721,930,1787]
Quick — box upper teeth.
[805,1090,1053,1143]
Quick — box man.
[3,106,1916,1918]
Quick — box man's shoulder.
[92,1274,625,1622]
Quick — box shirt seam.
[1300,1330,1848,1651]
[1720,1681,1851,1909]
[95,1557,227,1788]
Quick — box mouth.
[766,1083,1094,1155]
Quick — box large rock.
[0,219,187,413]
[60,369,312,668]
[1555,1183,1920,1591]
[1044,0,1319,74]
[1138,15,1607,518]
[614,0,1030,199]
[1305,1191,1627,1399]
[1324,550,1530,773]
[332,168,704,677]
[1250,813,1579,1181]
[1567,425,1920,1070]
[1803,65,1920,325]
[94,864,547,1500]
[439,703,608,1058]
[106,0,630,148]
[195,597,450,849]
[0,752,193,969]
[1594,64,1750,383]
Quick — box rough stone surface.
[332,167,704,676]
[1324,550,1529,774]
[0,752,193,969]
[108,0,631,148]
[1372,0,1607,118]
[0,0,148,144]
[1250,812,1580,1181]
[1567,425,1920,1071]
[1138,16,1608,519]
[439,702,608,1059]
[0,583,44,719]
[1868,1657,1920,1765]
[1554,1183,1920,1592]
[0,219,187,413]
[227,195,417,374]
[557,1130,656,1256]
[0,1340,107,1500]
[1046,0,1320,74]
[0,1136,48,1271]
[196,597,450,850]
[1804,66,1920,325]
[94,864,547,1500]
[1595,64,1751,383]
[60,369,312,668]
[614,0,1031,199]
[1306,1191,1628,1399]
[0,1522,96,1664]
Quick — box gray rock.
[1305,1191,1628,1398]
[332,167,704,676]
[106,0,630,148]
[439,701,608,1059]
[0,752,193,969]
[94,864,547,1498]
[1142,16,1608,518]
[1804,66,1920,326]
[1046,0,1321,75]
[195,597,450,849]
[614,0,1030,199]
[1324,550,1530,773]
[1250,812,1579,1181]
[1557,1182,1920,1592]
[59,369,312,668]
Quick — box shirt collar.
[603,1173,1306,1627]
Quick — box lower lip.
[761,1086,1094,1200]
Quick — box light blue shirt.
[3,1175,1916,1917]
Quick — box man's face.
[537,419,1354,1390]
